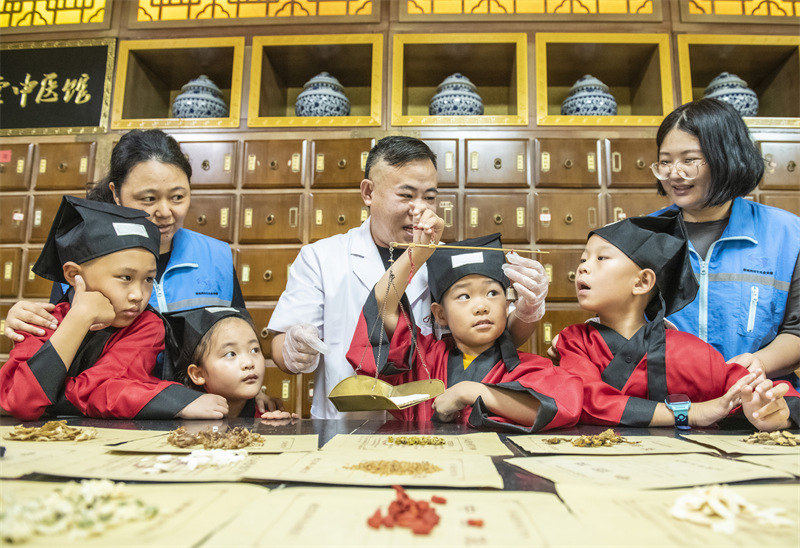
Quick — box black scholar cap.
[165,306,254,372]
[589,211,699,320]
[32,196,160,284]
[426,233,510,303]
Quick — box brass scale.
[329,242,547,412]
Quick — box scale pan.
[328,375,445,412]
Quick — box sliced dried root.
[3,420,96,442]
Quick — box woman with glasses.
[650,98,800,382]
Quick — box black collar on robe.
[446,330,520,386]
[589,300,669,402]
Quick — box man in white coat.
[269,136,548,418]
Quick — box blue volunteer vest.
[654,198,800,360]
[149,228,234,313]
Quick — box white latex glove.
[502,252,548,323]
[283,323,328,374]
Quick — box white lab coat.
[268,218,432,419]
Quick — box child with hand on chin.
[556,212,799,431]
[346,208,582,431]
[167,306,298,420]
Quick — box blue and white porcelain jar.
[703,72,758,117]
[171,75,229,119]
[561,75,618,116]
[429,73,484,116]
[294,72,350,116]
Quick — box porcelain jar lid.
[436,73,478,93]
[179,75,223,97]
[567,75,611,95]
[704,72,751,95]
[296,85,349,102]
[302,71,345,92]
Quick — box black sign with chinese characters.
[0,39,114,135]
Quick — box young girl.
[167,307,297,419]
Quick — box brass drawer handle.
[567,271,576,283]
[563,159,573,169]
[493,158,502,170]
[12,209,23,225]
[196,214,207,225]
[493,213,503,225]
[58,161,68,172]
[261,327,269,339]
[269,160,279,170]
[289,207,299,228]
[636,159,646,169]
[337,214,346,224]
[0,164,5,173]
[266,214,275,225]
[201,159,211,171]
[337,158,347,169]
[263,270,273,281]
[564,213,574,225]
[788,161,796,173]
[611,152,622,173]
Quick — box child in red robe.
[556,212,799,430]
[346,208,582,431]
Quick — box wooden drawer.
[0,144,32,190]
[605,191,672,222]
[183,193,236,243]
[309,192,368,242]
[535,305,594,357]
[607,138,656,188]
[243,139,304,188]
[760,192,800,217]
[22,246,51,298]
[33,142,95,190]
[29,193,81,243]
[535,138,600,188]
[236,247,300,300]
[311,139,373,188]
[760,142,799,190]
[239,193,303,244]
[436,192,458,242]
[465,139,528,188]
[464,193,529,243]
[423,139,457,187]
[538,247,583,301]
[179,141,236,188]
[0,195,28,244]
[533,191,601,244]
[0,248,22,297]
[247,305,300,415]
[1,304,12,354]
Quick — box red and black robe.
[346,290,583,432]
[555,321,800,426]
[0,302,201,420]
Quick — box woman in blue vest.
[650,99,799,380]
[4,129,244,338]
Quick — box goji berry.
[467,519,484,527]
[367,509,382,529]
[431,495,447,504]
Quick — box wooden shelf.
[535,33,673,127]
[678,35,800,128]
[111,37,244,129]
[248,34,382,128]
[391,33,528,126]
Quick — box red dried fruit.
[467,519,484,527]
[431,495,447,504]
[367,509,382,529]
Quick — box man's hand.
[739,376,792,431]
[69,275,116,330]
[502,252,548,323]
[411,206,445,246]
[3,301,59,342]
[282,323,328,374]
[176,394,229,419]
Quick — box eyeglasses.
[650,160,706,181]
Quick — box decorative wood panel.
[401,0,660,21]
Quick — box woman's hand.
[727,353,765,374]
[3,301,59,342]
[739,377,792,431]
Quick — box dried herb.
[345,459,442,476]
[4,420,96,442]
[386,435,446,446]
[166,426,263,450]
[543,428,640,447]
[742,431,798,447]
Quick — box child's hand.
[70,275,116,330]
[739,377,792,431]
[432,382,481,422]
[689,372,759,427]
[255,390,300,419]
[176,394,229,419]
[411,206,445,246]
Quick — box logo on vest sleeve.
[194,277,219,296]
[743,268,774,276]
